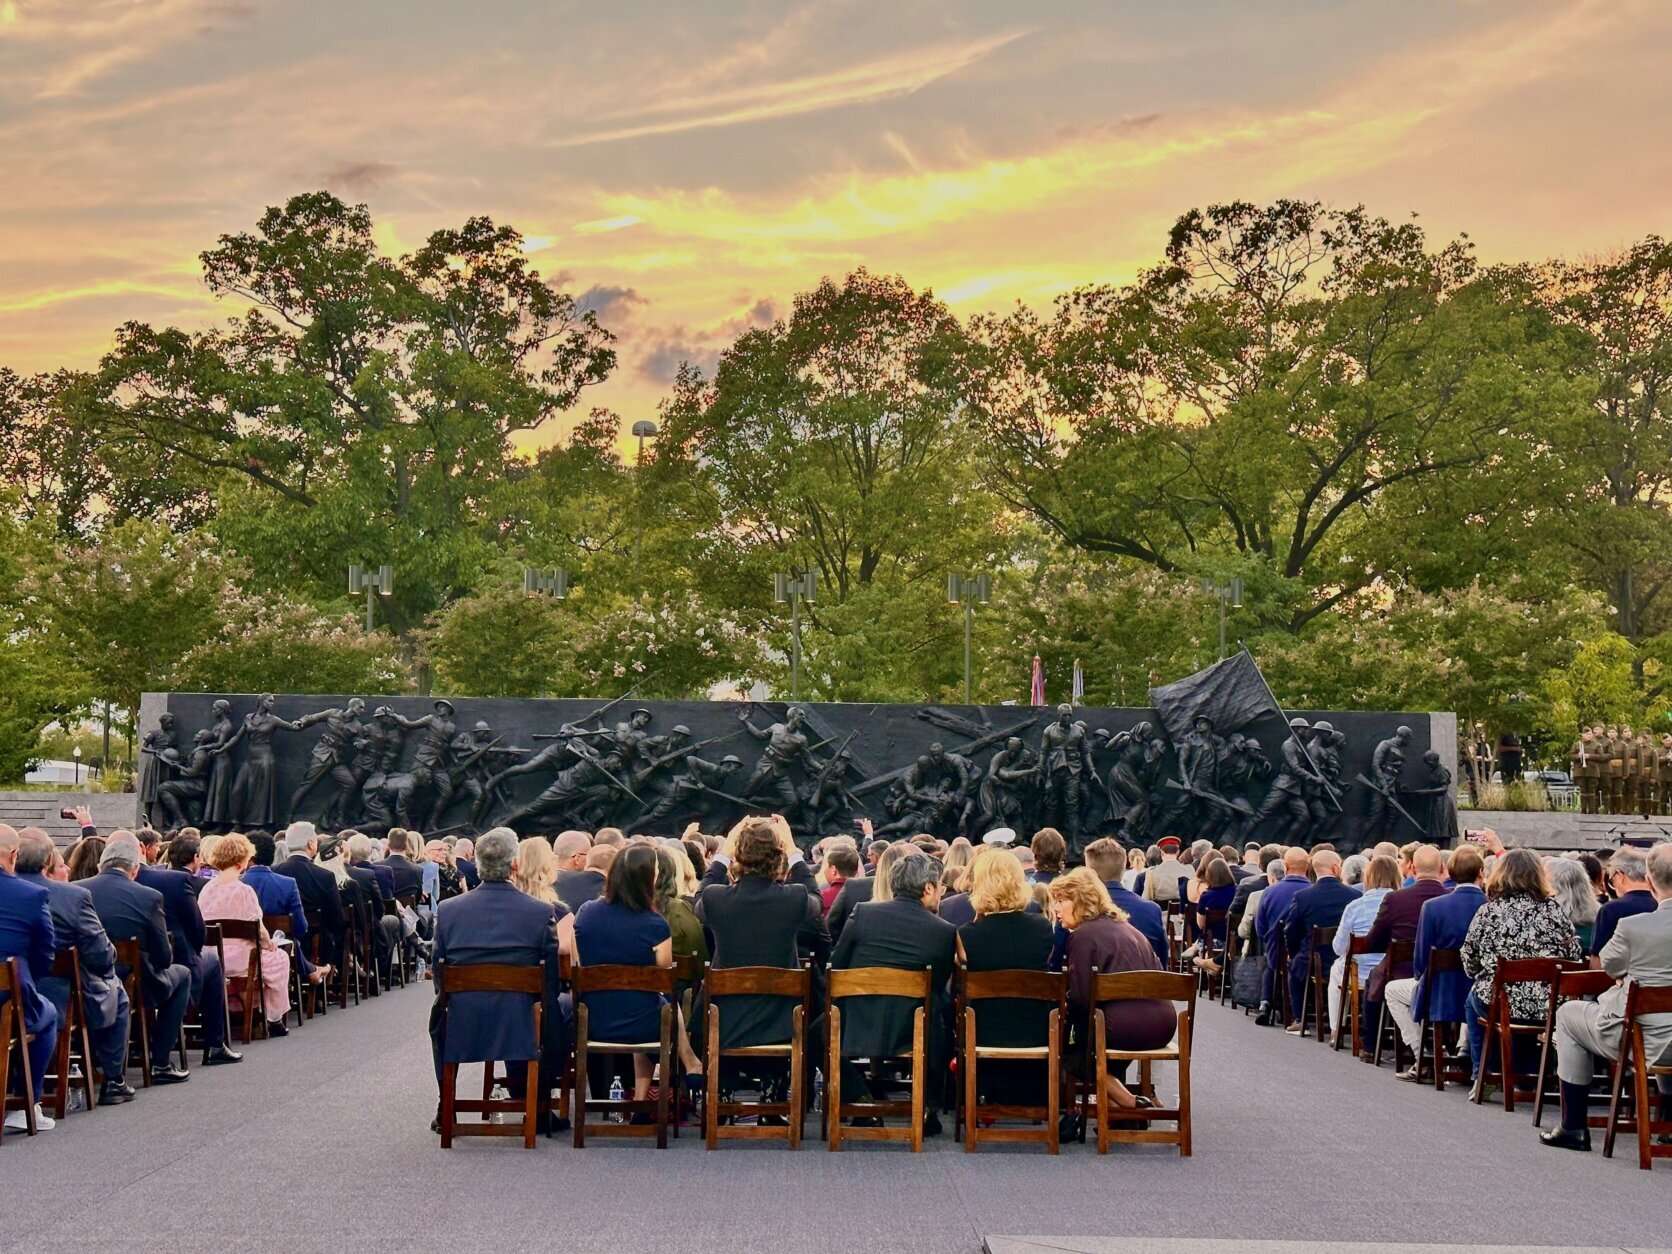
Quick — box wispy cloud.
[546,29,1029,148]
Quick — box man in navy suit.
[136,847,240,1067]
[1593,848,1658,957]
[1384,843,1487,1075]
[345,833,402,987]
[15,832,135,1106]
[275,822,346,975]
[1253,847,1313,1024]
[382,828,425,899]
[428,828,564,1134]
[1280,849,1361,1033]
[82,834,190,1084]
[243,833,314,978]
[0,824,60,1130]
[1085,839,1168,964]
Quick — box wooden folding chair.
[1414,946,1474,1092]
[262,915,307,1026]
[703,965,809,1149]
[44,948,97,1118]
[213,918,271,1044]
[1603,982,1672,1169]
[1333,934,1374,1053]
[1088,970,1195,1156]
[1195,909,1229,1001]
[1371,941,1416,1068]
[1164,902,1185,972]
[1,957,40,1139]
[1531,967,1613,1127]
[825,966,932,1152]
[436,960,546,1150]
[1303,926,1336,1041]
[960,967,1065,1154]
[112,939,155,1087]
[572,963,676,1149]
[1470,956,1585,1111]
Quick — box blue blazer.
[19,871,123,1032]
[1109,883,1169,965]
[137,865,208,976]
[1256,875,1311,962]
[1281,878,1362,966]
[1412,884,1487,1023]
[432,881,560,1064]
[83,867,176,1000]
[242,866,308,942]
[0,869,57,1034]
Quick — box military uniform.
[1570,733,1600,815]
[1602,729,1626,814]
[1659,736,1672,817]
[1635,732,1658,816]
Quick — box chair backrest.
[261,913,293,936]
[438,961,544,996]
[1385,939,1415,967]
[1346,933,1377,958]
[572,963,674,996]
[1427,946,1465,974]
[673,953,704,983]
[829,966,932,1001]
[1310,925,1337,952]
[1494,956,1580,995]
[961,968,1067,1004]
[1091,970,1196,1004]
[706,965,809,1001]
[50,946,81,983]
[0,954,18,996]
[1553,967,1614,1000]
[217,918,262,944]
[1623,981,1672,1022]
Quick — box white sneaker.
[3,1104,54,1131]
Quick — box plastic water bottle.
[67,1068,87,1114]
[608,1076,624,1122]
[812,1068,824,1112]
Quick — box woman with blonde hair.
[1121,846,1147,892]
[1047,867,1174,1115]
[512,835,577,960]
[197,831,293,1035]
[940,836,975,890]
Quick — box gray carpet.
[4,985,1666,1254]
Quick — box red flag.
[1030,654,1046,706]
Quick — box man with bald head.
[1359,843,1453,1052]
[1280,849,1361,1033]
[552,831,606,913]
[0,824,61,1128]
[1253,846,1316,1025]
[15,830,136,1106]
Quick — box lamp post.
[522,567,569,599]
[72,744,81,787]
[774,569,817,701]
[348,564,394,632]
[947,573,992,704]
[630,419,658,592]
[1202,577,1244,662]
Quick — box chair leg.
[963,1009,978,1155]
[827,1007,842,1151]
[523,1057,539,1150]
[1603,1054,1627,1160]
[440,1062,456,1148]
[1094,1009,1109,1154]
[910,1008,924,1154]
[1179,1015,1193,1158]
[788,1010,804,1152]
[1631,1033,1653,1171]
[572,1014,588,1149]
[704,1010,720,1151]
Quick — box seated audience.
[655,844,708,972]
[1460,848,1583,1078]
[1083,839,1168,967]
[137,833,239,1066]
[1359,845,1452,1049]
[1280,849,1360,1032]
[242,833,319,983]
[959,847,1055,1107]
[1593,848,1658,958]
[1141,836,1188,905]
[1048,867,1173,1116]
[573,844,704,1104]
[1384,844,1487,1073]
[0,825,62,1130]
[66,836,106,882]
[198,833,294,1035]
[551,830,604,912]
[1546,855,1600,952]
[1029,828,1067,885]
[1184,855,1237,953]
[827,842,903,940]
[1253,847,1313,1024]
[1542,843,1672,1151]
[1328,853,1400,1039]
[819,843,861,916]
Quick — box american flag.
[1030,654,1046,706]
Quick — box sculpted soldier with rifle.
[737,705,823,813]
[627,753,745,831]
[389,699,460,830]
[1363,725,1414,841]
[286,698,368,825]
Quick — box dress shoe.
[203,1044,243,1066]
[266,1018,289,1038]
[1254,1004,1273,1026]
[922,1111,943,1137]
[849,1115,884,1128]
[99,1078,137,1105]
[1538,1126,1592,1152]
[149,1063,190,1085]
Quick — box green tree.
[170,589,409,695]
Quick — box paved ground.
[4,983,1666,1254]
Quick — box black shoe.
[1254,1004,1272,1026]
[1539,1126,1592,1152]
[98,1079,137,1106]
[849,1115,884,1128]
[1058,1112,1082,1141]
[266,1019,289,1038]
[922,1112,943,1137]
[149,1063,190,1085]
[203,1045,243,1066]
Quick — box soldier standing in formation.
[1570,725,1601,814]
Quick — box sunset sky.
[5,0,1671,441]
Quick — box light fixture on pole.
[1202,576,1244,662]
[630,419,659,589]
[947,573,992,704]
[774,569,817,701]
[348,563,394,632]
[522,567,569,598]
[72,744,82,787]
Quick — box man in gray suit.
[15,832,135,1106]
[1542,842,1672,1151]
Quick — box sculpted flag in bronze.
[138,688,1448,855]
